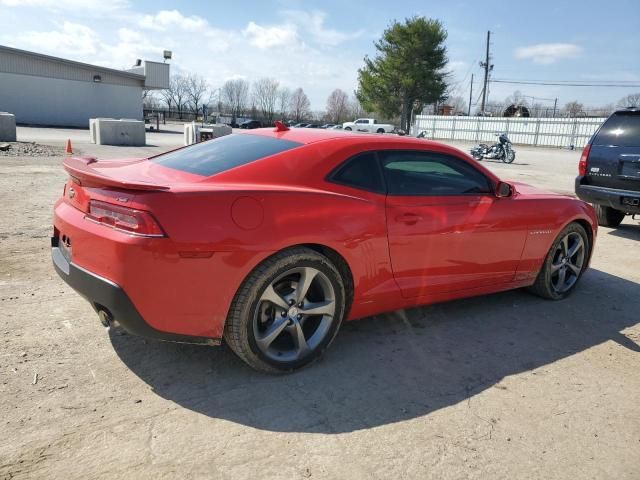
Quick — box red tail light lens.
[578,144,591,176]
[86,200,165,237]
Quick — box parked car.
[305,124,320,128]
[575,107,640,227]
[53,129,596,373]
[239,120,262,129]
[330,125,344,130]
[342,118,395,133]
[292,123,308,128]
[320,124,336,129]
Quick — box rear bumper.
[52,238,219,346]
[575,177,640,213]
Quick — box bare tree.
[253,78,280,122]
[504,90,529,107]
[222,79,250,123]
[591,103,615,117]
[325,88,350,123]
[349,93,365,119]
[143,91,160,110]
[564,101,584,117]
[291,88,311,123]
[278,87,291,119]
[160,84,174,112]
[165,75,189,118]
[185,74,209,116]
[617,93,640,108]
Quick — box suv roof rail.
[614,107,640,114]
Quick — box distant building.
[0,45,169,127]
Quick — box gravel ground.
[0,141,65,157]
[1,128,639,479]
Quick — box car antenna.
[274,121,289,132]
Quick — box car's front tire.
[528,222,590,300]
[344,127,352,131]
[594,204,625,227]
[224,247,346,373]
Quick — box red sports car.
[52,125,597,372]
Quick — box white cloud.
[17,21,100,56]
[242,21,298,49]
[281,10,363,46]
[139,10,208,31]
[0,6,363,109]
[514,43,582,64]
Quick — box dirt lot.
[1,127,639,479]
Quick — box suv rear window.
[151,134,302,176]
[593,112,640,147]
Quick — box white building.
[0,45,169,127]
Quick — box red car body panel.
[53,129,597,342]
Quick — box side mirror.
[495,181,513,198]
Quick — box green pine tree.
[357,17,449,131]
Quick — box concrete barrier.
[184,122,232,145]
[0,112,17,142]
[91,118,145,146]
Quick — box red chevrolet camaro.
[52,125,597,372]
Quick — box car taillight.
[578,144,591,176]
[86,200,165,237]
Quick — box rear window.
[151,134,302,176]
[593,112,640,147]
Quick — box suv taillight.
[578,144,591,176]
[86,200,165,237]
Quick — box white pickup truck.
[342,118,395,134]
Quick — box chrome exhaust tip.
[98,309,112,328]
[97,308,120,329]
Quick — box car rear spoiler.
[63,157,171,191]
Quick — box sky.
[1,0,638,112]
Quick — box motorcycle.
[470,133,516,163]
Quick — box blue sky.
[1,0,638,111]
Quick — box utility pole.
[479,31,493,115]
[468,74,474,116]
[552,98,558,118]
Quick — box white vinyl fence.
[412,115,607,149]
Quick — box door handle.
[395,213,422,225]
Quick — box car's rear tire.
[344,127,352,131]
[224,247,346,373]
[528,223,590,300]
[376,128,385,134]
[594,204,625,227]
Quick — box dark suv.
[575,108,640,227]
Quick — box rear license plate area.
[620,161,640,179]
[621,197,640,207]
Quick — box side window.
[329,152,385,193]
[380,151,492,196]
[355,119,367,124]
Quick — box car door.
[355,119,370,132]
[381,150,528,298]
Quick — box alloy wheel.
[549,232,585,293]
[253,266,336,363]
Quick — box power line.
[494,78,639,84]
[492,79,640,88]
